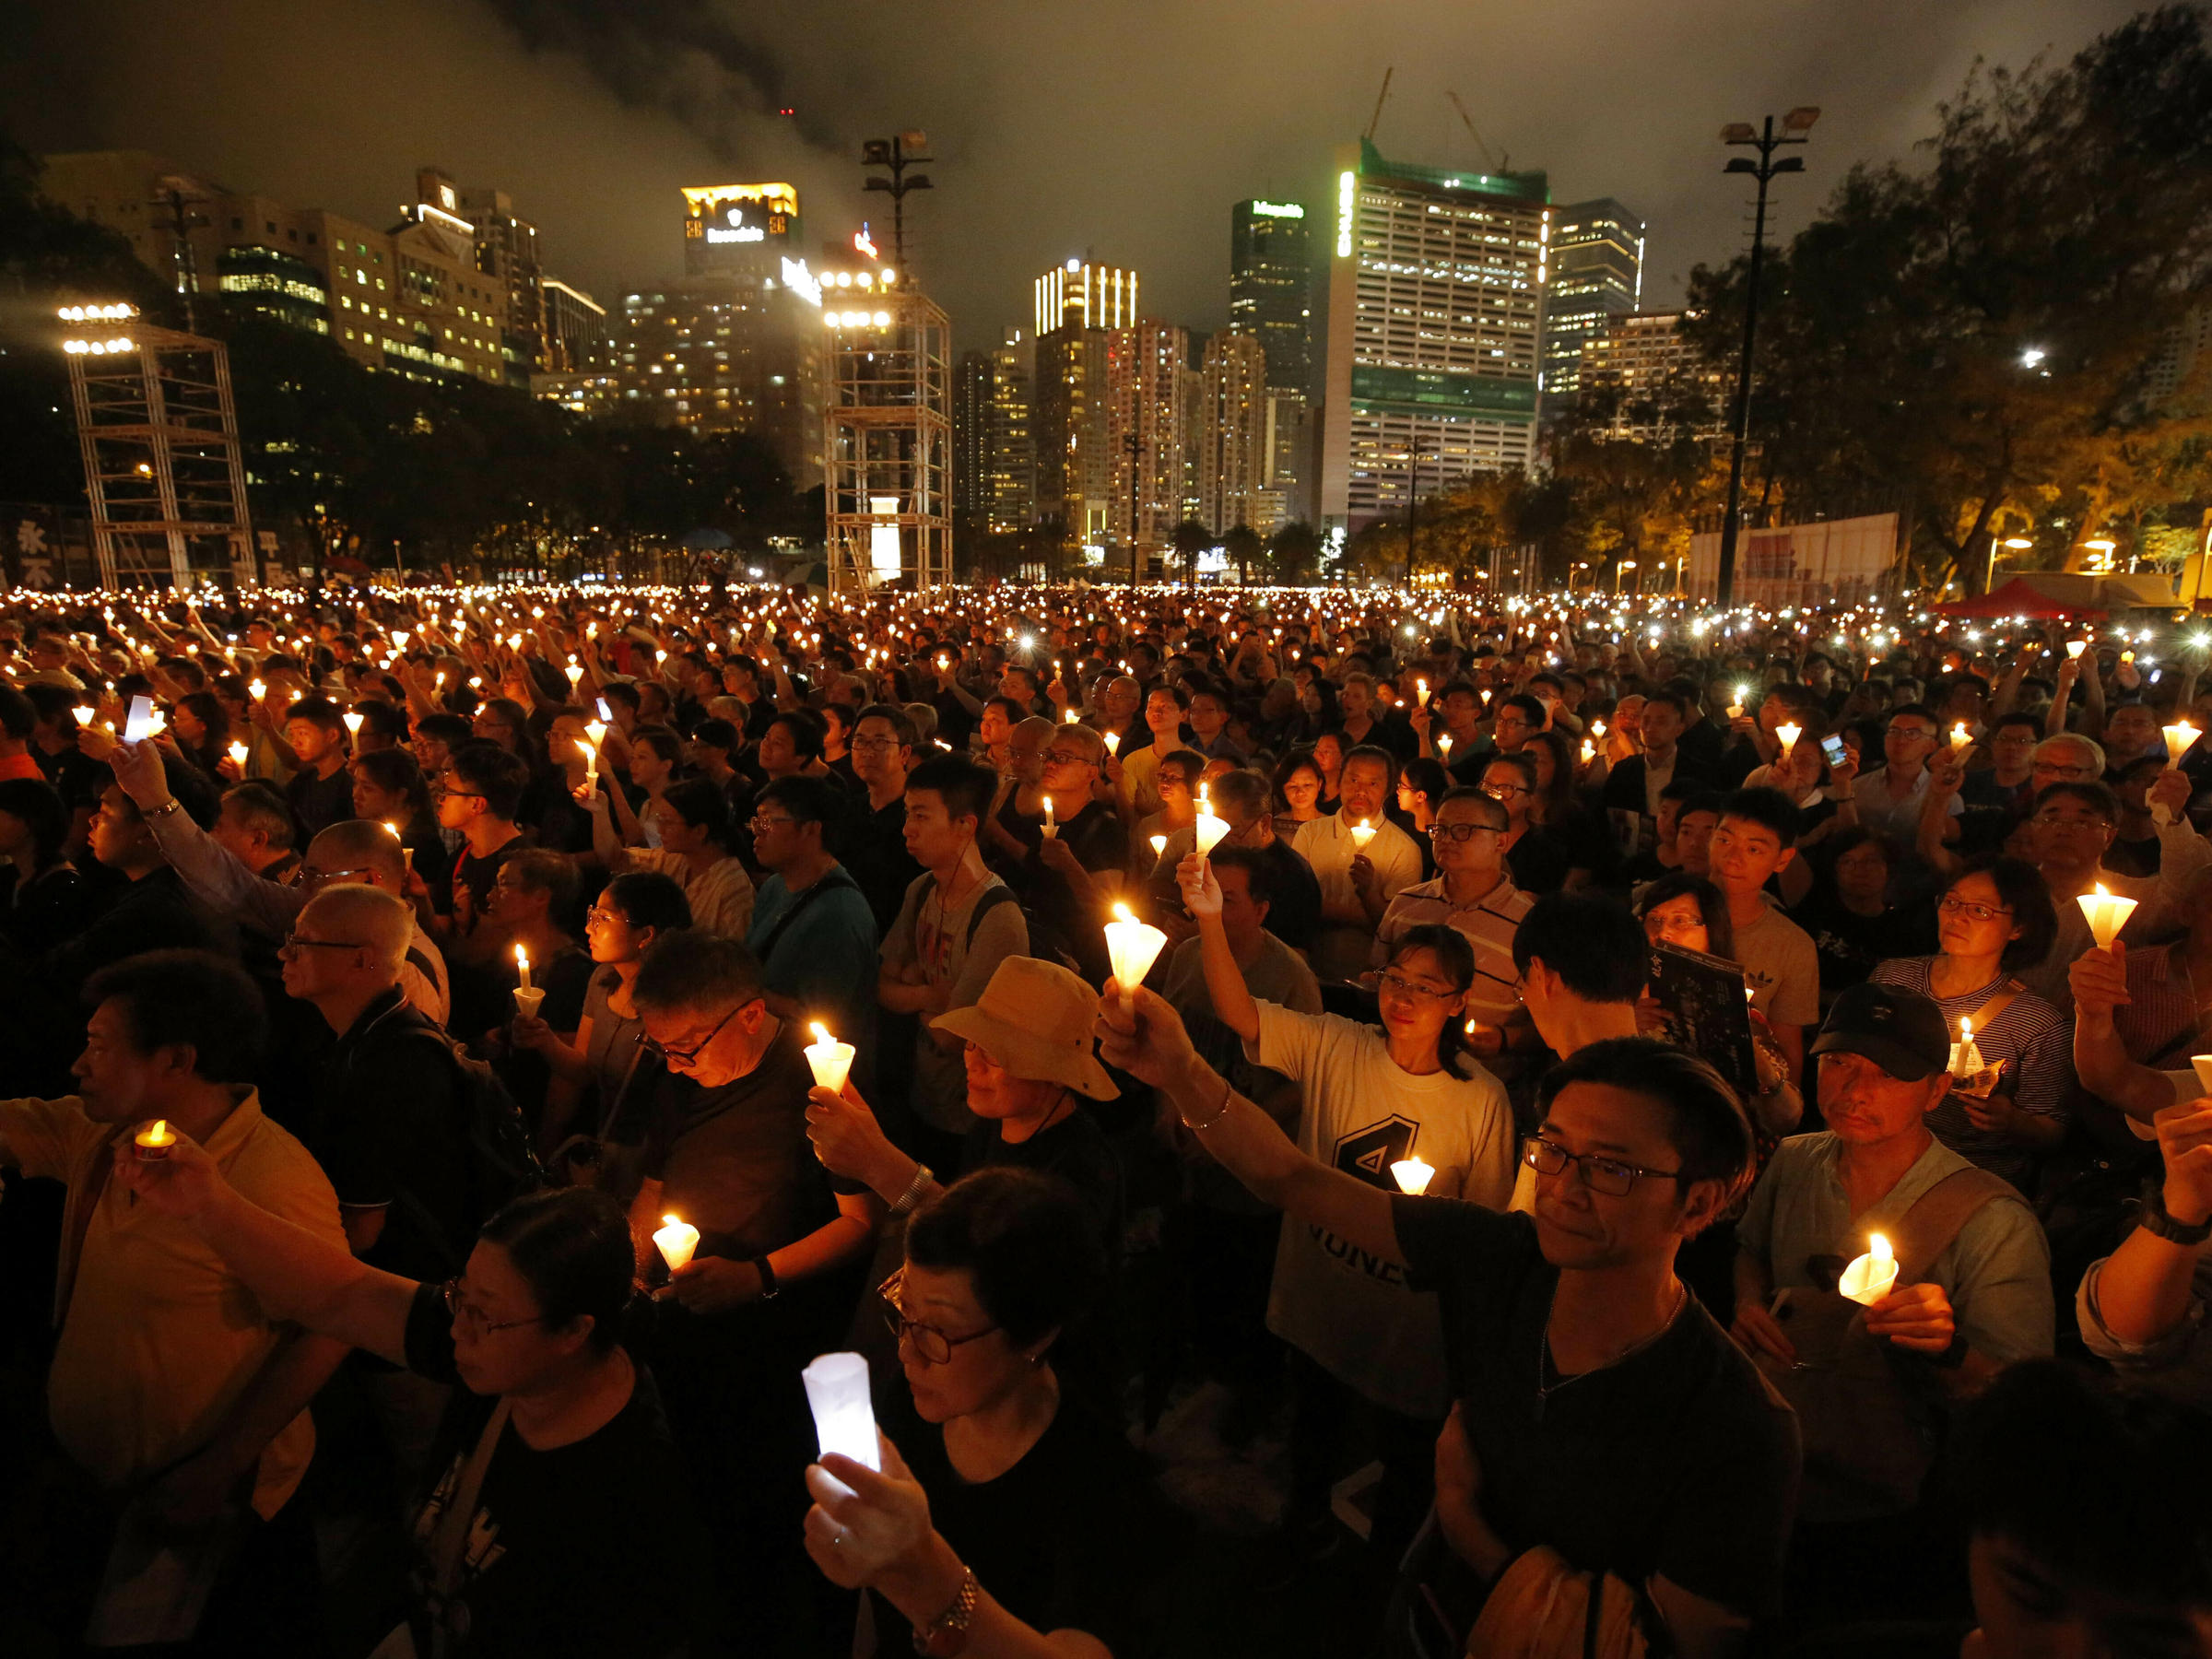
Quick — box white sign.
[1684,512,1900,606]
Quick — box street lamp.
[1713,105,1818,607]
[1616,559,1638,594]
[1985,535,2034,591]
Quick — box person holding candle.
[112,1144,700,1659]
[1180,851,1516,1559]
[806,1168,1164,1658]
[1295,745,1424,982]
[1130,747,1206,876]
[745,775,880,1064]
[0,950,350,1650]
[273,694,357,839]
[351,745,451,897]
[478,849,594,1054]
[1732,982,2053,1619]
[1005,723,1128,984]
[621,929,882,1650]
[580,773,756,942]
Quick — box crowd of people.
[0,577,2208,1658]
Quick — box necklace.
[1534,1279,1688,1422]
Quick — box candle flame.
[514,945,528,969]
[2094,882,2111,900]
[147,1119,170,1140]
[1961,1018,1972,1041]
[1870,1233,1893,1265]
[810,1022,833,1046]
[663,1213,683,1228]
[1112,902,1133,923]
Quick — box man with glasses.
[1373,787,1532,1065]
[426,740,530,946]
[1853,703,1962,848]
[841,702,924,935]
[745,775,877,1060]
[1095,991,1796,1652]
[109,737,452,1022]
[621,929,878,1643]
[1732,982,2050,1622]
[1003,721,1126,982]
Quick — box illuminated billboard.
[682,184,798,269]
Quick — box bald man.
[107,738,449,1021]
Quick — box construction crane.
[1364,67,1394,142]
[1445,91,1504,174]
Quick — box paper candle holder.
[1193,809,1230,855]
[805,1022,856,1093]
[653,1215,699,1273]
[1839,1234,1898,1306]
[803,1351,881,1472]
[1775,722,1801,759]
[2191,1054,2212,1096]
[512,986,546,1022]
[1391,1157,1434,1195]
[1103,903,1168,1011]
[1347,819,1378,851]
[2077,884,2138,950]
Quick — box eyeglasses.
[281,931,365,953]
[877,1269,999,1366]
[1480,782,1527,798]
[1524,1135,1683,1197]
[749,814,797,832]
[584,905,630,929]
[1888,727,1938,744]
[2031,762,2096,779]
[1044,748,1093,766]
[300,864,380,888]
[641,1003,742,1066]
[1377,969,1456,1003]
[431,783,486,803]
[1937,895,2014,924]
[1428,821,1501,843]
[852,735,903,753]
[442,1277,547,1339]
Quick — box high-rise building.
[953,349,992,522]
[1316,139,1549,540]
[413,169,547,381]
[540,278,611,372]
[39,151,512,386]
[613,270,824,481]
[1104,320,1189,557]
[984,328,1035,533]
[1030,260,1139,547]
[682,183,801,278]
[1201,332,1274,535]
[1541,198,1644,407]
[1580,310,1725,441]
[1230,198,1312,510]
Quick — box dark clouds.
[1,0,2152,353]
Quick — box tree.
[1266,520,1323,584]
[1220,522,1265,585]
[1169,517,1213,585]
[1684,6,2212,592]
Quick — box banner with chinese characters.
[1685,512,1900,606]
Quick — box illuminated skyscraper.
[1201,331,1274,535]
[1230,198,1312,510]
[682,183,801,277]
[1030,259,1139,547]
[985,328,1034,532]
[1105,319,1189,557]
[954,349,991,522]
[1540,198,1644,406]
[1317,139,1548,540]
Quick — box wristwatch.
[751,1254,780,1300]
[2139,1180,2212,1247]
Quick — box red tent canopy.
[1931,577,2104,620]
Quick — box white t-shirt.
[1292,810,1424,982]
[1731,894,1823,1031]
[1247,1000,1517,1418]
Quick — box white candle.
[1103,901,1168,1012]
[1948,721,1973,757]
[383,820,413,874]
[2077,883,2138,950]
[1948,1018,1984,1080]
[1839,1232,1899,1306]
[1347,818,1377,852]
[342,709,363,740]
[1149,833,1168,859]
[514,944,532,992]
[2065,640,2087,659]
[1041,795,1057,839]
[577,736,598,784]
[1391,1157,1435,1195]
[802,1351,881,1471]
[653,1214,700,1273]
[1774,722,1801,759]
[1579,737,1595,765]
[804,1021,856,1093]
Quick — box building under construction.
[57,303,255,588]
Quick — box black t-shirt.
[286,760,358,839]
[839,794,924,938]
[1504,827,1573,895]
[1390,1198,1800,1618]
[874,1387,1164,1658]
[1787,887,1937,999]
[451,833,534,917]
[998,796,1127,979]
[1255,837,1322,954]
[401,1285,700,1659]
[318,993,470,1280]
[959,1108,1124,1260]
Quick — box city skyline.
[3,0,2150,360]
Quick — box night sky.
[3,0,2149,351]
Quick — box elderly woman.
[803,1167,1162,1659]
[118,1162,700,1659]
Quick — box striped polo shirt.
[1373,873,1534,1031]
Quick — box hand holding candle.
[1839,1232,1899,1306]
[1103,902,1168,1012]
[653,1214,700,1273]
[804,1022,856,1093]
[2163,720,2201,768]
[802,1351,881,1472]
[1347,818,1377,852]
[1947,1017,1990,1093]
[1193,787,1230,856]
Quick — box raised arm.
[1095,981,1400,1267]
[2082,1101,2212,1347]
[113,1130,417,1367]
[1177,853,1260,1043]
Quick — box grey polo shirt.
[1737,1131,2054,1365]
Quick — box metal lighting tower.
[860,133,933,271]
[1713,106,1818,607]
[57,303,255,589]
[824,281,954,595]
[1122,429,1146,587]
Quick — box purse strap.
[1889,1165,2018,1287]
[425,1397,512,1659]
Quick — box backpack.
[351,1011,547,1274]
[925,874,1079,977]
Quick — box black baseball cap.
[1809,982,1951,1082]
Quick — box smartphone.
[595,697,612,723]
[124,695,155,743]
[1820,734,1847,769]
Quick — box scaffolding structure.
[60,310,255,589]
[824,288,953,594]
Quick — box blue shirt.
[745,865,881,1061]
